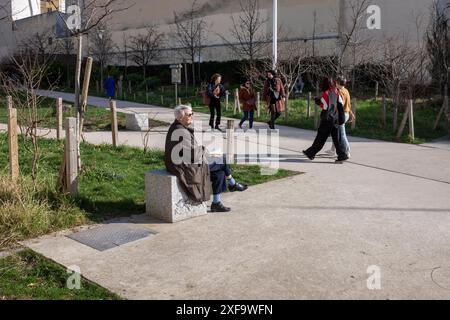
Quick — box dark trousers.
[239,111,255,129]
[304,119,348,160]
[269,104,281,127]
[209,99,221,127]
[209,156,232,195]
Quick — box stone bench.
[145,170,208,223]
[126,113,149,131]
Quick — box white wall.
[11,0,41,20]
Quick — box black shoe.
[335,156,349,163]
[215,125,223,132]
[302,150,314,160]
[228,182,248,192]
[211,202,231,212]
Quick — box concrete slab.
[13,90,450,299]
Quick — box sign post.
[170,64,183,106]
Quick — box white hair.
[174,104,192,120]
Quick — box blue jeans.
[239,111,254,129]
[339,113,350,154]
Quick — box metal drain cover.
[67,223,156,251]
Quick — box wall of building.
[0,0,439,66]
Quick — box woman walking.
[325,75,355,158]
[207,73,226,131]
[263,70,286,130]
[302,77,349,163]
[238,79,257,130]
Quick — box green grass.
[0,250,121,300]
[0,133,298,245]
[0,95,168,131]
[0,132,298,300]
[85,87,448,144]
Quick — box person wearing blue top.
[207,73,226,131]
[104,74,116,99]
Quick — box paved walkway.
[14,91,450,299]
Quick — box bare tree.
[57,37,75,88]
[173,0,207,88]
[219,0,268,70]
[129,25,164,90]
[19,28,58,66]
[427,1,450,132]
[370,35,424,130]
[336,0,372,73]
[89,22,116,86]
[1,50,53,185]
[51,0,130,172]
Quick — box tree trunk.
[191,53,196,90]
[100,61,104,92]
[74,33,83,170]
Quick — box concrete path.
[15,91,450,299]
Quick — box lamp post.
[272,0,278,70]
[98,30,104,88]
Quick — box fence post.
[234,88,241,114]
[351,98,357,130]
[225,91,229,111]
[146,92,149,104]
[7,107,19,182]
[434,96,448,131]
[396,102,411,141]
[178,97,182,105]
[96,81,100,94]
[226,120,235,164]
[393,105,398,132]
[408,99,415,140]
[6,95,12,111]
[284,94,289,122]
[56,97,63,140]
[257,92,261,118]
[375,81,379,100]
[110,100,119,147]
[382,95,387,128]
[65,117,78,196]
[307,92,311,118]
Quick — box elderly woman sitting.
[164,105,247,213]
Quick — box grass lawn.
[87,86,448,144]
[0,250,121,300]
[0,95,168,131]
[0,132,298,300]
[0,133,299,246]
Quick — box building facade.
[0,0,440,66]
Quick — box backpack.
[322,90,345,126]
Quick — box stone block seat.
[145,170,208,223]
[126,113,149,131]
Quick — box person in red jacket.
[263,70,286,130]
[238,78,257,129]
[302,77,349,162]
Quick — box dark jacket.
[207,83,226,101]
[263,77,286,113]
[164,120,211,203]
